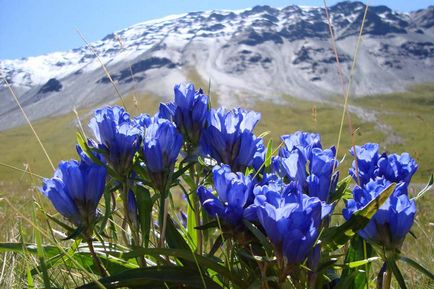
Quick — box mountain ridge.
[1,1,433,130]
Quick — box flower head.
[343,178,416,249]
[159,83,209,146]
[349,143,381,186]
[197,164,253,226]
[273,131,338,201]
[143,118,183,173]
[200,108,264,172]
[41,157,106,228]
[88,106,141,176]
[252,183,332,264]
[377,153,418,185]
[349,143,418,188]
[280,131,322,160]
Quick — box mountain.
[1,1,433,130]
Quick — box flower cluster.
[37,82,422,287]
[344,143,418,249]
[272,131,339,202]
[198,134,333,265]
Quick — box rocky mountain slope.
[1,1,433,130]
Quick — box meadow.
[0,82,432,288]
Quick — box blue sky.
[0,0,432,59]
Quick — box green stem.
[159,195,168,247]
[189,162,203,255]
[383,265,392,289]
[122,182,146,267]
[86,236,108,277]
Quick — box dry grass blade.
[0,76,55,171]
[323,0,369,183]
[334,2,369,159]
[0,162,44,179]
[76,29,127,109]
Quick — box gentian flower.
[377,153,418,186]
[158,83,209,146]
[307,147,339,202]
[133,113,153,130]
[197,164,253,226]
[252,183,332,264]
[88,106,141,176]
[273,131,338,202]
[41,158,107,228]
[280,131,322,160]
[200,108,264,172]
[143,118,183,191]
[343,178,416,249]
[349,143,418,188]
[349,143,381,186]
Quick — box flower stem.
[86,236,108,277]
[383,265,392,289]
[159,195,168,247]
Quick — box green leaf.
[321,183,396,251]
[187,193,198,250]
[133,185,154,247]
[0,242,135,277]
[264,139,273,168]
[165,217,191,252]
[258,131,270,139]
[243,220,273,257]
[0,242,62,257]
[33,210,51,288]
[330,175,352,202]
[386,259,407,289]
[172,162,194,180]
[400,256,434,280]
[98,181,116,234]
[347,256,380,268]
[340,236,374,289]
[77,266,223,289]
[122,248,244,288]
[76,132,121,179]
[333,271,357,289]
[195,221,218,230]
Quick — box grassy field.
[0,83,433,287]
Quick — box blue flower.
[378,153,418,186]
[273,132,338,202]
[349,144,418,188]
[88,106,142,176]
[200,108,264,172]
[197,165,253,226]
[349,143,381,186]
[251,183,332,264]
[133,113,153,130]
[343,178,416,249]
[41,158,107,227]
[143,118,183,173]
[158,83,209,146]
[280,131,322,160]
[307,147,339,202]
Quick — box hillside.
[1,1,434,130]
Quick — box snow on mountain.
[0,1,433,130]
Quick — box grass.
[0,83,433,288]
